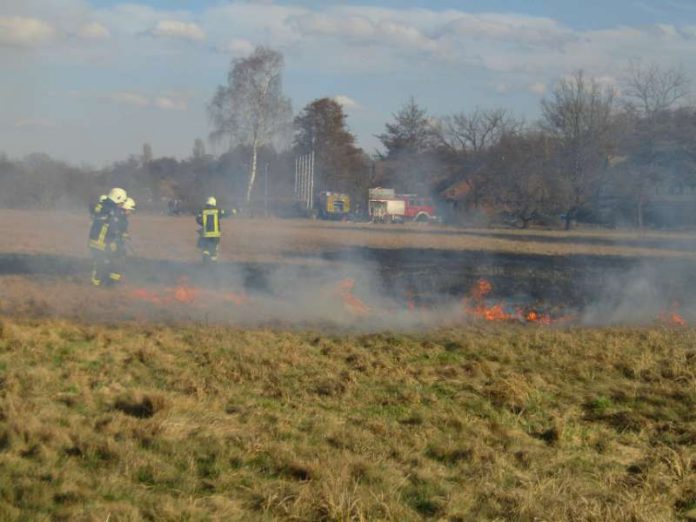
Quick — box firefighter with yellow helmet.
[88,187,127,286]
[196,196,232,263]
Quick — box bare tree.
[487,131,560,228]
[434,108,521,212]
[209,46,292,203]
[541,71,616,229]
[614,106,696,228]
[612,63,691,228]
[622,60,690,116]
[437,108,520,154]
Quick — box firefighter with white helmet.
[122,197,136,213]
[196,196,232,263]
[88,187,128,286]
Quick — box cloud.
[439,13,574,47]
[291,14,375,40]
[98,91,189,111]
[149,20,206,42]
[6,0,696,164]
[14,118,56,129]
[495,82,510,94]
[216,37,254,56]
[594,75,620,92]
[101,91,150,107]
[333,95,360,110]
[77,22,110,40]
[527,82,547,95]
[202,2,304,48]
[0,16,55,47]
[290,13,436,52]
[154,95,188,111]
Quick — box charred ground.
[1,210,696,326]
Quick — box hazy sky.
[3,0,696,165]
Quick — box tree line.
[1,47,695,229]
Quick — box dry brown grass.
[2,209,696,262]
[0,318,694,520]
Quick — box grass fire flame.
[127,276,688,327]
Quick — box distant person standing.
[168,198,181,216]
[88,187,127,286]
[196,197,232,264]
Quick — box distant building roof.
[441,178,472,201]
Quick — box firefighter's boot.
[91,267,101,286]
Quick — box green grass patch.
[0,318,693,520]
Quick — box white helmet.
[108,187,127,205]
[122,197,136,211]
[206,196,217,206]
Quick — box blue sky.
[2,0,696,164]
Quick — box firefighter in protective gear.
[196,197,228,263]
[88,188,127,286]
[122,197,136,213]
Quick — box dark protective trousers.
[197,237,220,263]
[90,244,121,286]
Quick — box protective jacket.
[88,198,123,252]
[196,206,227,238]
[114,208,131,255]
[90,197,106,217]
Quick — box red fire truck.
[368,188,438,223]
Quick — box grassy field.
[1,211,695,519]
[0,318,694,521]
[2,209,696,261]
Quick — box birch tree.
[209,46,292,203]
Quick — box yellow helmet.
[122,197,136,211]
[206,196,217,206]
[108,187,127,205]
[98,194,107,202]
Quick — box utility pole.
[264,163,269,217]
[294,151,315,212]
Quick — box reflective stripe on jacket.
[200,208,222,238]
[88,221,111,251]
